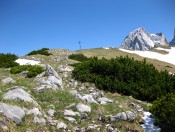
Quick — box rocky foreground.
[0,49,158,132]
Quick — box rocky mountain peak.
[169,28,175,46]
[119,27,169,50]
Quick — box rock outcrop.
[34,65,62,91]
[1,77,16,84]
[3,86,37,105]
[0,103,25,124]
[110,111,136,122]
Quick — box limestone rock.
[91,91,104,99]
[76,103,91,112]
[48,118,59,126]
[106,124,118,132]
[69,90,78,95]
[33,85,52,92]
[48,75,62,88]
[0,119,8,131]
[111,111,136,122]
[66,103,76,109]
[64,117,76,123]
[35,65,62,89]
[115,112,127,121]
[47,109,55,117]
[2,77,16,84]
[58,65,73,73]
[63,109,80,117]
[3,86,37,105]
[32,116,46,125]
[129,102,143,112]
[125,111,136,122]
[82,94,98,104]
[98,97,113,104]
[56,121,67,129]
[0,103,25,124]
[45,64,60,78]
[25,108,42,116]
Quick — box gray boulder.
[32,116,46,125]
[106,124,118,132]
[69,90,78,95]
[90,91,104,99]
[33,85,52,92]
[48,118,59,126]
[129,102,143,112]
[63,109,80,117]
[0,103,25,124]
[64,117,76,123]
[125,111,136,122]
[58,65,73,73]
[82,94,98,104]
[3,86,37,105]
[76,103,91,112]
[25,107,42,116]
[48,75,62,88]
[2,77,16,84]
[0,119,8,131]
[35,65,62,89]
[45,64,60,78]
[47,109,55,117]
[115,112,127,121]
[56,121,67,129]
[98,97,113,104]
[111,111,136,122]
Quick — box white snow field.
[119,47,175,65]
[141,112,161,132]
[15,59,41,65]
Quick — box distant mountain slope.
[119,28,168,50]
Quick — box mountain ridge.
[119,27,169,50]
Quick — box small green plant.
[68,53,88,62]
[27,48,52,56]
[10,65,44,78]
[0,53,19,68]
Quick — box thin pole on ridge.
[78,41,82,50]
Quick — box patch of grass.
[165,65,172,68]
[16,114,48,132]
[150,49,169,54]
[154,45,171,49]
[32,89,78,119]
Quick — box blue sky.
[0,0,175,56]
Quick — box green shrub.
[27,48,52,56]
[72,56,175,102]
[0,53,19,68]
[68,53,88,62]
[150,93,175,132]
[10,65,44,78]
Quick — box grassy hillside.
[0,48,150,132]
[77,48,175,73]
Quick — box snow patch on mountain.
[119,47,175,65]
[15,59,41,65]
